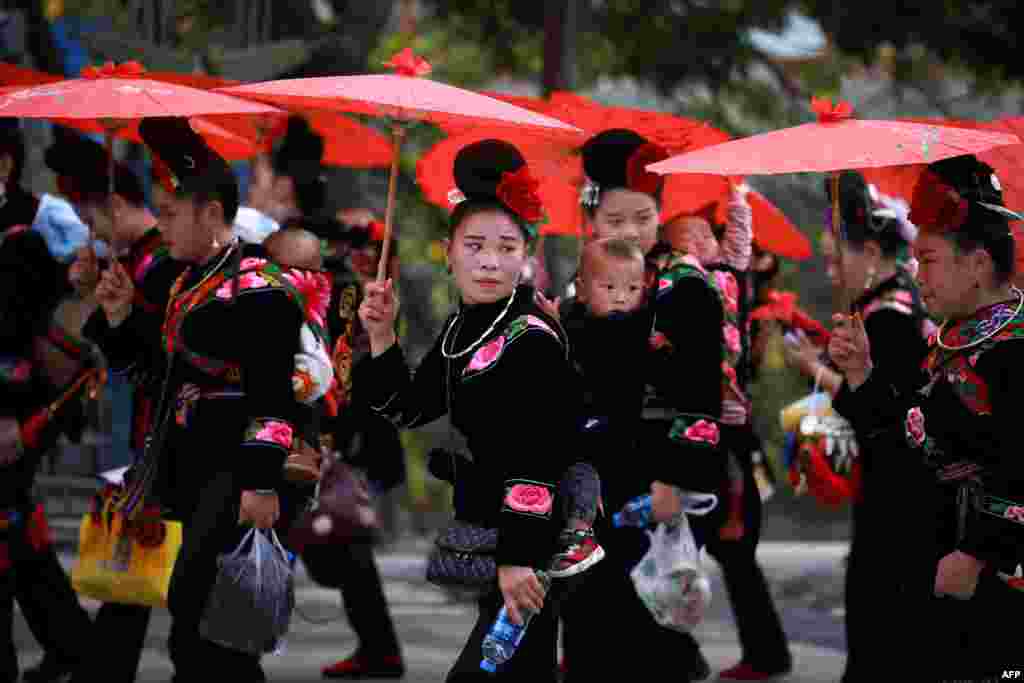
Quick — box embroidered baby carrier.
[644,248,723,451]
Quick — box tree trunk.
[543,0,577,96]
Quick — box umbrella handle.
[376,125,406,282]
[829,171,853,315]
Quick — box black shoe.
[21,655,74,683]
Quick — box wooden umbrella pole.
[376,124,406,282]
[829,171,852,316]
[105,129,115,251]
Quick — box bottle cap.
[480,659,497,673]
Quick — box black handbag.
[425,519,498,590]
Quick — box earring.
[211,234,221,250]
[864,266,877,291]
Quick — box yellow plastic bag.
[71,496,182,608]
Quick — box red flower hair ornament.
[908,170,970,233]
[811,97,854,124]
[496,166,546,236]
[627,142,669,196]
[383,48,432,78]
[82,60,146,79]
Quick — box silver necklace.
[935,286,1024,352]
[440,288,517,359]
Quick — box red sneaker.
[717,662,791,681]
[548,528,605,578]
[322,654,405,679]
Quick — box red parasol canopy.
[648,98,1020,176]
[860,116,1024,277]
[421,91,737,238]
[217,48,581,280]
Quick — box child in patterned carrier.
[263,227,334,482]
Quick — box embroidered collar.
[938,296,1024,351]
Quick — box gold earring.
[864,267,877,291]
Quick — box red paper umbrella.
[219,48,580,280]
[649,99,1019,176]
[426,91,733,237]
[861,117,1024,277]
[650,99,1021,310]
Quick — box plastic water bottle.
[480,570,551,672]
[613,494,653,528]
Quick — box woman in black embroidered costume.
[786,171,932,682]
[554,128,720,682]
[357,140,576,681]
[831,155,1024,681]
[90,116,308,681]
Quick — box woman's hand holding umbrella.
[828,313,873,390]
[359,279,398,357]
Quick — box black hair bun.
[928,154,1003,206]
[581,128,649,189]
[824,170,872,232]
[452,139,526,200]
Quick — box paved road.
[12,541,850,682]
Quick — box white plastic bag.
[630,495,716,633]
[199,528,295,655]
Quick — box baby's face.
[579,254,646,317]
[665,216,720,265]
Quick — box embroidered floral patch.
[282,268,331,329]
[905,407,926,448]
[650,331,672,351]
[723,324,742,355]
[503,480,554,519]
[465,335,506,374]
[669,416,721,447]
[244,418,293,449]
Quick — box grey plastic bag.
[199,528,295,655]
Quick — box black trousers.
[69,602,151,683]
[166,469,265,681]
[6,514,93,680]
[563,524,705,682]
[704,434,791,673]
[447,587,560,682]
[301,540,402,658]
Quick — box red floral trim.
[383,48,432,77]
[810,97,854,123]
[243,418,294,450]
[909,170,969,233]
[496,166,545,224]
[626,143,668,196]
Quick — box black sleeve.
[491,329,577,568]
[234,288,304,490]
[651,275,725,490]
[353,339,448,430]
[833,310,928,435]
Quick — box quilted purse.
[425,520,498,590]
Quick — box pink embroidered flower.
[504,484,553,516]
[905,407,926,448]
[240,257,268,270]
[133,253,154,283]
[1004,505,1024,524]
[968,352,981,367]
[658,277,673,292]
[238,272,269,291]
[283,268,331,328]
[215,281,233,300]
[722,362,738,386]
[650,332,670,350]
[723,324,742,355]
[713,271,739,314]
[893,290,914,306]
[9,360,31,382]
[684,420,720,445]
[466,336,506,373]
[927,332,938,347]
[254,420,293,448]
